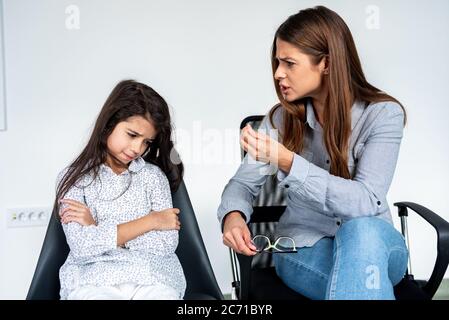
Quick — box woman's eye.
[127,133,137,138]
[286,61,294,67]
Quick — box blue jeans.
[273,217,408,300]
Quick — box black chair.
[229,115,449,300]
[27,181,223,300]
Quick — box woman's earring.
[156,148,159,158]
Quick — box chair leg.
[400,213,414,278]
[229,248,241,300]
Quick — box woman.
[218,6,408,300]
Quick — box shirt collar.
[305,98,366,131]
[100,157,146,175]
[305,99,320,131]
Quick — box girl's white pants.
[67,282,181,300]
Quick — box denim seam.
[281,254,329,280]
[328,235,341,300]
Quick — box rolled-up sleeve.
[217,114,280,227]
[277,103,405,219]
[56,169,118,260]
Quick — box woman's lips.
[280,84,290,94]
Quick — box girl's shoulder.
[140,161,168,181]
[55,166,95,189]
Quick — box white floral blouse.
[56,157,186,299]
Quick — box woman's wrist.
[278,149,294,173]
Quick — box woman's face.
[274,38,327,102]
[106,115,156,169]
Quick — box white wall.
[0,0,448,299]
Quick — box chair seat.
[248,267,431,300]
[394,278,431,300]
[249,267,308,300]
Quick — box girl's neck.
[105,154,128,175]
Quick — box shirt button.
[326,160,330,164]
[285,184,290,188]
[377,201,381,206]
[336,221,341,226]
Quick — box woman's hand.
[223,211,257,256]
[59,199,96,226]
[148,208,181,231]
[240,124,294,173]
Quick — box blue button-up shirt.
[217,99,405,248]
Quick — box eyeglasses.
[252,235,297,254]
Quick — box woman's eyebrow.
[277,56,297,62]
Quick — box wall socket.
[6,207,52,228]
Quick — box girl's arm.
[116,208,179,246]
[124,165,180,255]
[57,169,117,261]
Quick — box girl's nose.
[130,142,141,155]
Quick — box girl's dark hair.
[270,6,406,179]
[54,80,183,217]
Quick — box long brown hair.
[55,80,183,217]
[270,6,406,179]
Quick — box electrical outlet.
[6,207,52,228]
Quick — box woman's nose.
[274,66,285,80]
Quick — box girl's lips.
[123,153,134,161]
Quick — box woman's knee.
[337,217,395,250]
[335,216,408,274]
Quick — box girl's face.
[106,115,156,169]
[274,38,327,102]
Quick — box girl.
[55,80,186,300]
[218,6,408,300]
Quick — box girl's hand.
[59,199,96,226]
[148,208,181,231]
[240,124,294,173]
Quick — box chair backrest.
[174,181,223,300]
[240,116,287,269]
[27,180,223,300]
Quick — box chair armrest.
[394,201,449,298]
